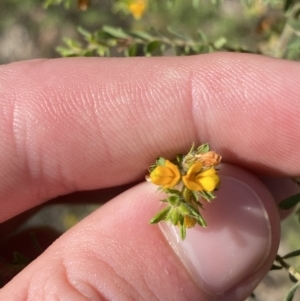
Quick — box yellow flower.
[182,162,219,192]
[150,160,181,189]
[128,0,147,20]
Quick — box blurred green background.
[1,0,298,63]
[0,1,300,300]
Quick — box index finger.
[1,53,300,222]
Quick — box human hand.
[0,53,299,300]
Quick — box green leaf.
[78,26,92,40]
[131,31,153,41]
[282,250,300,259]
[167,27,189,40]
[165,188,181,195]
[127,44,137,57]
[200,190,216,202]
[180,224,186,240]
[97,46,109,57]
[148,164,157,172]
[196,143,210,154]
[197,30,207,44]
[213,37,227,49]
[279,193,300,210]
[179,202,192,215]
[44,0,71,9]
[181,202,207,227]
[102,26,130,39]
[145,41,160,56]
[150,206,171,224]
[191,44,206,54]
[56,47,77,57]
[194,211,207,227]
[156,157,166,166]
[169,208,180,225]
[176,154,183,164]
[186,143,195,155]
[284,282,300,301]
[168,195,180,206]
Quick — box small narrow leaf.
[195,213,207,227]
[145,41,160,56]
[180,224,186,240]
[77,26,92,39]
[169,209,180,225]
[284,281,300,301]
[282,250,300,259]
[176,154,183,164]
[127,44,137,57]
[167,27,189,40]
[156,157,166,166]
[131,31,153,41]
[200,190,216,202]
[150,206,171,224]
[102,26,130,39]
[165,188,181,195]
[196,143,210,153]
[279,193,300,210]
[213,37,227,49]
[168,195,180,206]
[197,30,207,43]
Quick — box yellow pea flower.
[150,160,181,189]
[128,0,147,20]
[182,162,219,192]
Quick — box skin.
[0,53,299,300]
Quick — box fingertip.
[0,166,281,301]
[160,164,280,299]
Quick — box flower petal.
[197,174,219,192]
[187,161,202,175]
[200,168,217,177]
[150,160,180,188]
[182,175,202,191]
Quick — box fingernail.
[160,165,272,294]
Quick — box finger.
[0,164,280,301]
[50,182,137,205]
[1,54,300,221]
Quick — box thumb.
[0,164,280,301]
